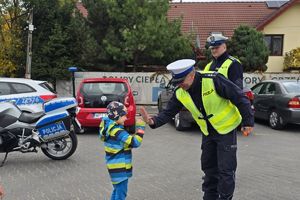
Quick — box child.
[99,101,146,200]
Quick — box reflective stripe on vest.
[99,121,122,142]
[204,57,240,78]
[175,72,242,135]
[99,121,130,153]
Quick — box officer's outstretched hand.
[241,126,253,136]
[140,106,154,125]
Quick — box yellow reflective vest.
[175,72,241,135]
[204,56,241,78]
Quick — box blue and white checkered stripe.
[0,96,44,105]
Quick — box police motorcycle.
[0,97,81,166]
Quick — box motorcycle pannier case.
[44,97,77,114]
[35,112,71,141]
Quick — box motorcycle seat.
[19,112,45,124]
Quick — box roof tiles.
[168,2,277,46]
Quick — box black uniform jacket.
[209,52,243,89]
[150,72,254,132]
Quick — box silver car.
[251,80,300,129]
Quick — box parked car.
[251,80,300,129]
[157,80,194,131]
[76,78,136,133]
[157,79,254,131]
[0,78,57,113]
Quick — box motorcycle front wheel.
[41,131,78,160]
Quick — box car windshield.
[282,82,300,93]
[80,82,128,108]
[82,82,128,95]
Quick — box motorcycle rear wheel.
[41,131,78,160]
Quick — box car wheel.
[269,110,285,130]
[174,113,188,131]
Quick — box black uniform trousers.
[201,129,237,200]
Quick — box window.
[265,83,276,94]
[260,83,276,95]
[11,83,35,94]
[264,35,283,56]
[0,82,12,95]
[251,83,264,94]
[82,82,127,95]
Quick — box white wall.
[56,72,300,104]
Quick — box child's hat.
[107,101,127,120]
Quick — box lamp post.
[68,66,78,98]
[25,9,34,79]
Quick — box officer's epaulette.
[228,56,241,63]
[228,56,236,61]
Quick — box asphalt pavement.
[1,108,300,200]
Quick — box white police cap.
[207,34,228,48]
[166,59,196,85]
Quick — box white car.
[0,78,57,113]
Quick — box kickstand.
[0,152,8,167]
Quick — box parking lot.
[1,116,300,200]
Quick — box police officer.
[140,59,254,200]
[205,34,243,89]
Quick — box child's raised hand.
[135,118,146,131]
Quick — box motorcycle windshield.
[80,82,128,108]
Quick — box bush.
[227,25,269,72]
[283,47,300,71]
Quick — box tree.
[84,0,193,70]
[19,0,98,86]
[227,25,269,72]
[0,22,17,76]
[0,0,26,77]
[66,10,100,70]
[20,0,72,85]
